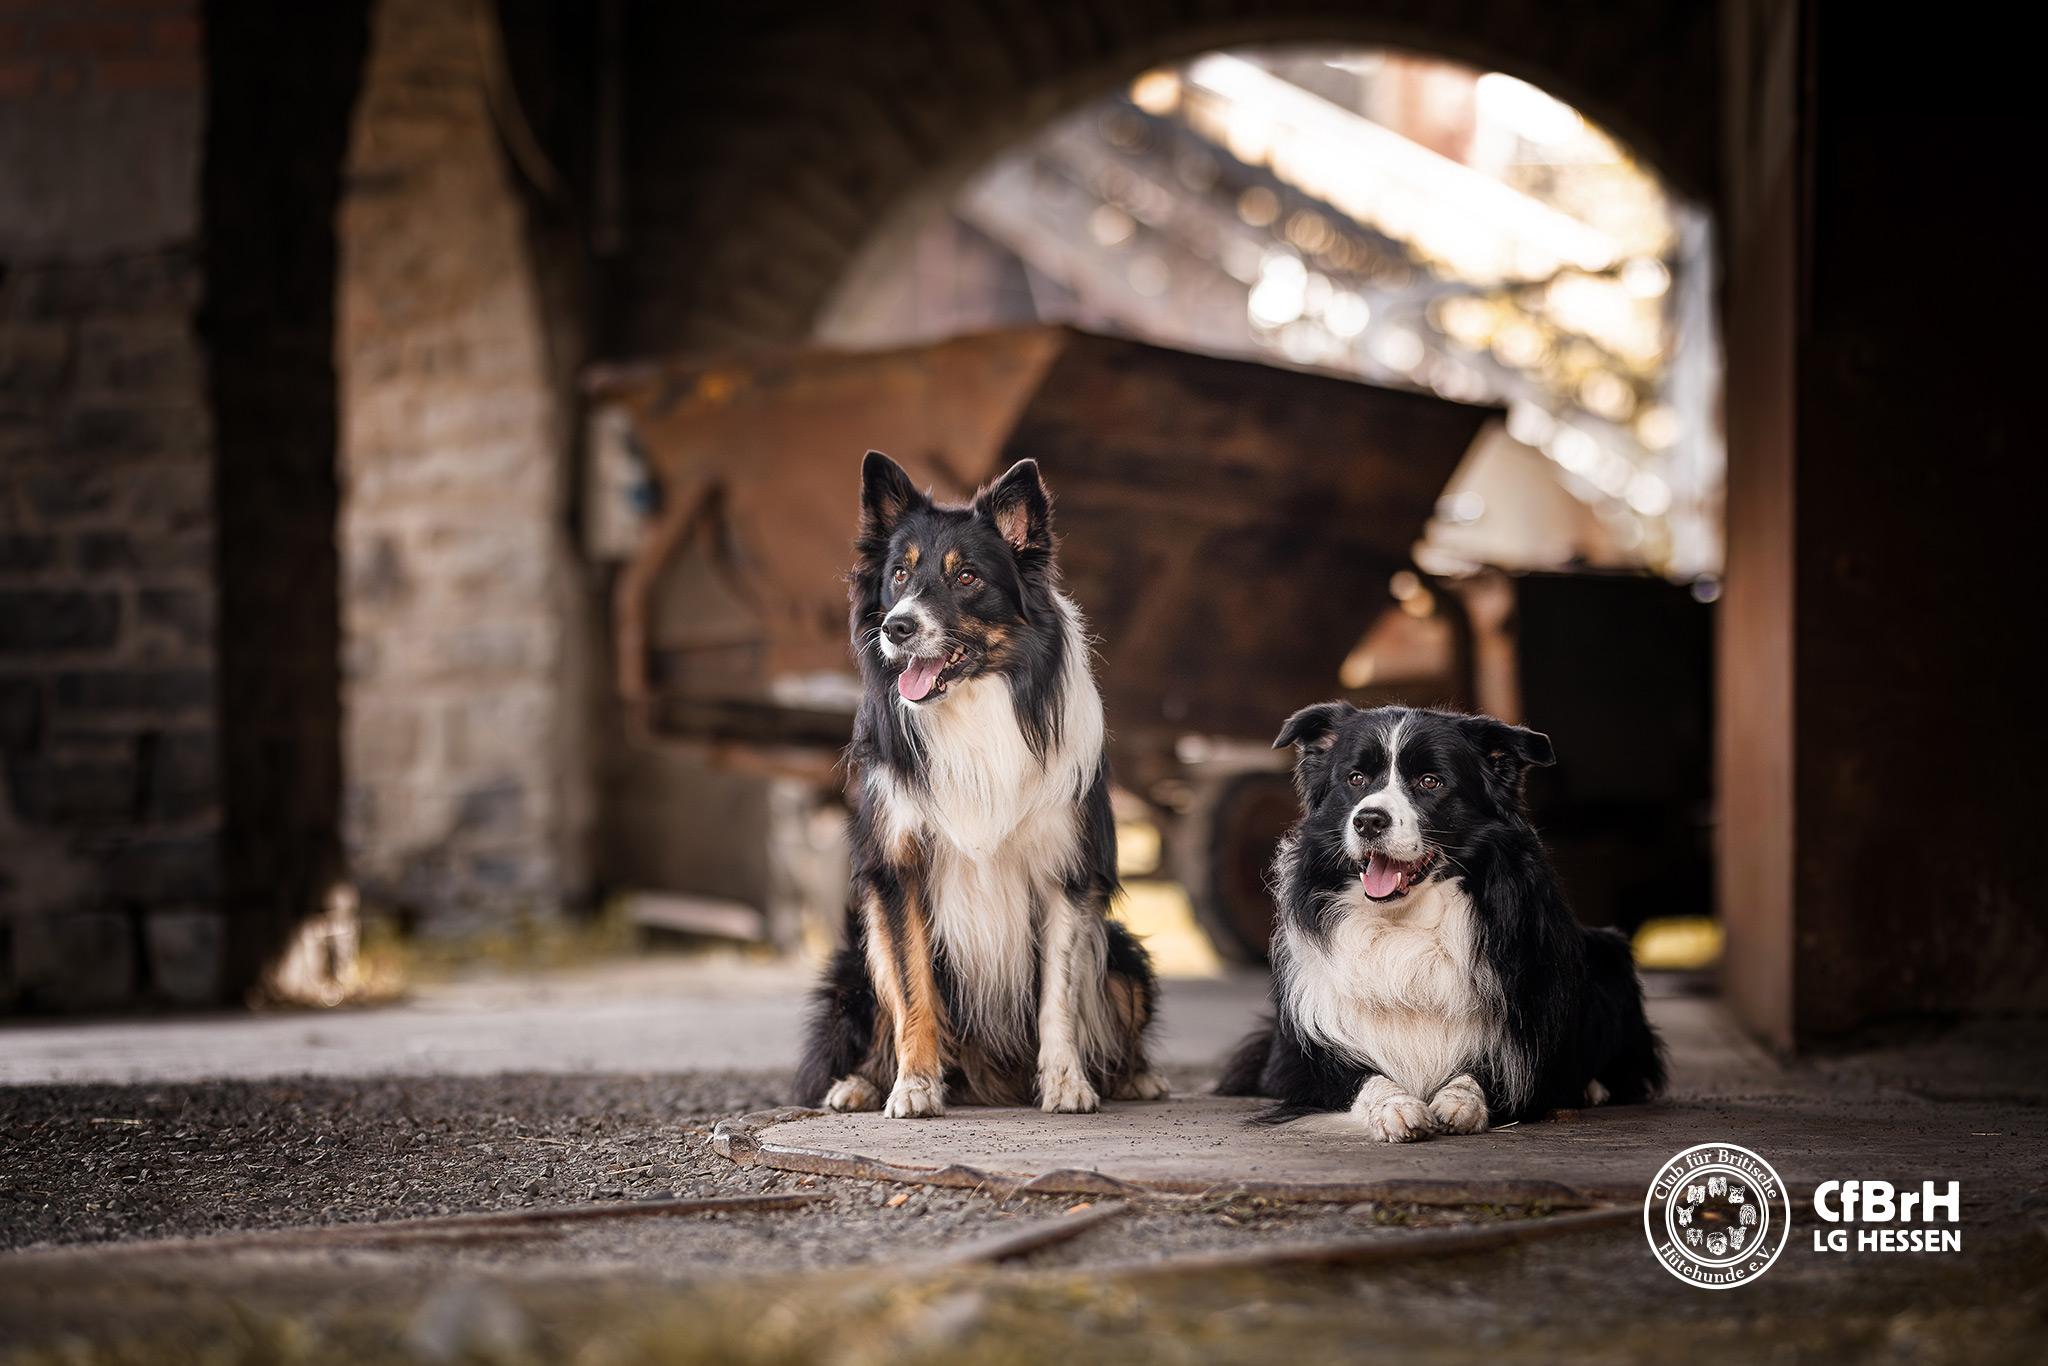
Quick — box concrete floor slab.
[6,980,2044,1363]
[0,958,1269,1083]
[736,997,2048,1207]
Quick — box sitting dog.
[1218,702,1664,1138]
[795,452,1167,1118]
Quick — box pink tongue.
[1362,854,1407,899]
[897,656,944,701]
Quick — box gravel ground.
[7,1066,2045,1364]
[0,1072,787,1251]
[0,1067,1454,1266]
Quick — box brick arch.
[620,0,1716,354]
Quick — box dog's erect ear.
[1272,701,1352,754]
[860,450,923,534]
[1465,717,1556,787]
[974,459,1052,552]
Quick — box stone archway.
[613,0,1716,356]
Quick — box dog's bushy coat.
[795,453,1161,1117]
[1217,703,1664,1132]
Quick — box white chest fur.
[865,596,1103,1037]
[1276,877,1498,1099]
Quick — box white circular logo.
[1644,1143,1791,1289]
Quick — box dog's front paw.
[823,1075,881,1112]
[883,1074,946,1119]
[1115,1068,1170,1102]
[1428,1074,1489,1135]
[1038,1059,1100,1114]
[1361,1093,1433,1142]
[1353,1078,1432,1142]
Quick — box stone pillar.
[204,0,366,994]
[0,1,219,1008]
[338,0,590,930]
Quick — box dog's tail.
[1583,926,1668,1103]
[793,941,877,1107]
[1217,1021,1325,1122]
[1213,1020,1274,1098]
[1246,1102,1325,1125]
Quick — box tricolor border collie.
[795,452,1166,1118]
[1218,702,1663,1138]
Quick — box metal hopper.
[592,325,1494,752]
[589,326,1496,956]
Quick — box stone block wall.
[0,0,221,1008]
[337,0,590,930]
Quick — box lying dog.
[1218,702,1664,1138]
[795,452,1166,1118]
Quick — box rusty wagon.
[587,326,1497,959]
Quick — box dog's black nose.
[883,616,918,645]
[1352,808,1391,838]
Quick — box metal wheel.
[1174,770,1296,965]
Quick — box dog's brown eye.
[891,568,908,586]
[1417,774,1442,791]
[957,570,977,587]
[1346,771,1365,787]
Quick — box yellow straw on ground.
[1632,916,1723,971]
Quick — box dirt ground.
[3,973,2045,1363]
[0,1065,1445,1262]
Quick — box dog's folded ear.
[860,450,924,534]
[1272,701,1351,753]
[1275,701,1351,803]
[975,459,1053,552]
[1465,717,1556,789]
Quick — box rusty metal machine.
[588,327,1497,956]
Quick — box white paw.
[1116,1069,1170,1102]
[1037,1059,1100,1114]
[1428,1075,1490,1135]
[1357,1090,1433,1143]
[1585,1079,1611,1106]
[883,1074,946,1119]
[823,1075,881,1112]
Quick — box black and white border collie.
[795,452,1166,1118]
[1218,703,1664,1138]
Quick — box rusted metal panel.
[593,326,1496,746]
[1017,332,1496,741]
[592,329,1062,696]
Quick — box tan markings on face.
[903,545,920,569]
[942,549,960,576]
[969,620,1013,668]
